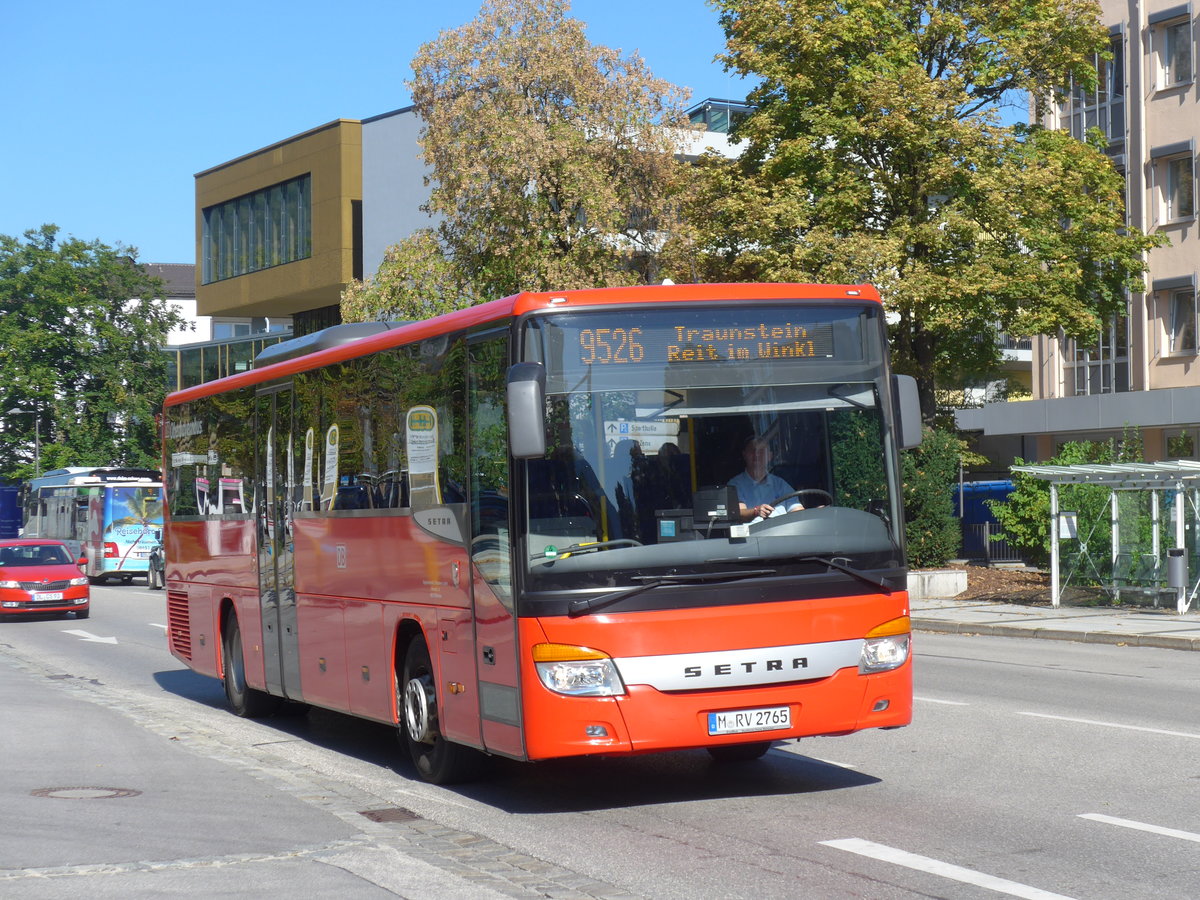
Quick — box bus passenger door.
[255,385,302,699]
[467,334,523,758]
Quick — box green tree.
[0,225,184,480]
[344,0,691,319]
[671,0,1163,421]
[341,230,478,323]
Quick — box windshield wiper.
[712,553,896,594]
[532,538,640,562]
[794,556,896,594]
[567,569,777,617]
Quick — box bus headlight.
[859,616,911,673]
[533,643,626,697]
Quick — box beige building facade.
[961,0,1200,465]
[194,119,363,332]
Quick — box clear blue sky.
[0,0,744,265]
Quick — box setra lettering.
[683,657,809,677]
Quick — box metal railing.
[961,523,1023,564]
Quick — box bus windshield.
[520,303,903,593]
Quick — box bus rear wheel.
[222,612,281,718]
[399,638,485,785]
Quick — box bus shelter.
[1010,461,1200,614]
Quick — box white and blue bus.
[22,467,163,583]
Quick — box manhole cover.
[359,807,421,823]
[31,787,142,800]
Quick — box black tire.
[223,613,281,718]
[399,638,486,784]
[707,741,773,763]
[148,566,163,591]
[74,607,90,620]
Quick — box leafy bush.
[988,429,1143,569]
[902,427,967,568]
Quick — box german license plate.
[34,592,64,602]
[707,705,791,736]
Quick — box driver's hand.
[755,503,773,519]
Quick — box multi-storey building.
[960,1,1199,466]
[192,101,741,341]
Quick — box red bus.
[161,283,922,783]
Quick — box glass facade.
[163,332,293,392]
[686,99,753,134]
[201,175,312,284]
[1066,318,1130,396]
[1064,36,1125,158]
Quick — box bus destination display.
[575,320,836,366]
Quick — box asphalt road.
[1,582,1197,898]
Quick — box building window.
[202,174,312,284]
[1158,18,1193,88]
[685,99,753,134]
[1061,35,1124,156]
[1165,155,1196,220]
[1169,289,1197,354]
[1064,317,1129,396]
[1167,430,1195,459]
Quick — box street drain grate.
[31,787,142,800]
[359,807,421,823]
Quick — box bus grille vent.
[166,590,192,660]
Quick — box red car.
[0,539,90,619]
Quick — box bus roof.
[163,282,881,408]
[31,467,162,488]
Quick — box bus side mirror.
[507,362,547,459]
[892,374,923,450]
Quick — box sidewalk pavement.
[911,596,1200,651]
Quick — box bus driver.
[730,436,803,523]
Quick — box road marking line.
[149,623,167,630]
[61,629,118,645]
[820,838,1077,900]
[770,744,858,767]
[807,756,858,769]
[1018,712,1200,740]
[1079,814,1200,844]
[914,696,969,705]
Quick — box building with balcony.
[959,0,1200,466]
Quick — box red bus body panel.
[163,283,908,767]
[519,595,912,759]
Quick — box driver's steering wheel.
[768,488,833,510]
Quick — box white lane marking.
[820,838,1077,900]
[149,623,167,630]
[1018,712,1200,740]
[61,629,118,645]
[771,744,858,767]
[1080,814,1200,844]
[914,696,969,705]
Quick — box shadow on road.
[151,669,881,812]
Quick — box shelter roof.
[1011,460,1200,489]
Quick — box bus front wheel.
[399,638,485,785]
[222,613,281,718]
